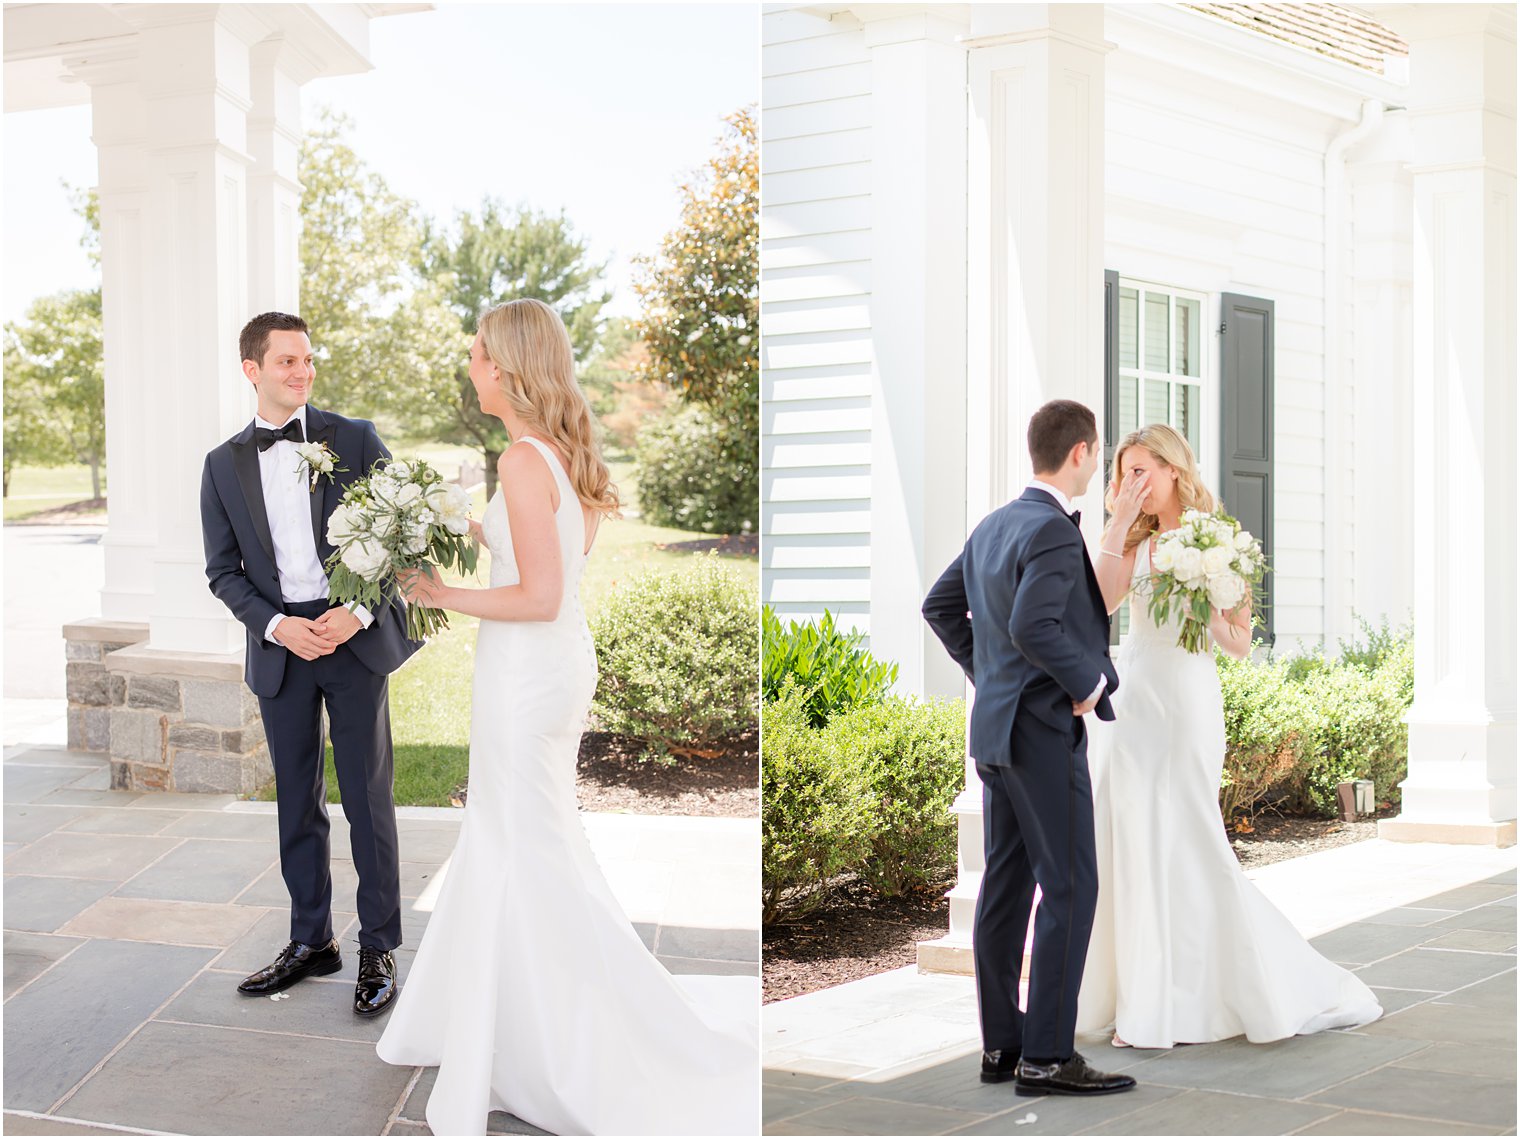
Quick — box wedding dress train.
[1076,540,1381,1048]
[376,437,758,1135]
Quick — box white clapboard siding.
[1102,36,1349,648]
[761,5,875,633]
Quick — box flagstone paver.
[4,742,758,1136]
[763,848,1516,1137]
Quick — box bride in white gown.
[1076,423,1380,1050]
[378,299,758,1135]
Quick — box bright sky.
[2,3,757,324]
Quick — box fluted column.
[1377,4,1516,846]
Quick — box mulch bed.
[655,534,758,557]
[450,729,758,819]
[762,808,1396,1004]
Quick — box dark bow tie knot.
[254,421,304,451]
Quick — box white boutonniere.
[292,441,346,493]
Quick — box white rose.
[1234,530,1256,552]
[1211,521,1235,547]
[438,484,472,535]
[340,537,390,582]
[1236,553,1255,576]
[1152,542,1179,574]
[1207,572,1247,611]
[1174,546,1206,588]
[327,504,360,544]
[387,461,412,481]
[394,483,424,510]
[1202,546,1234,576]
[425,484,451,513]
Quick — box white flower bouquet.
[323,458,478,641]
[1142,508,1265,653]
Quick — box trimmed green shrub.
[761,681,875,924]
[590,554,757,758]
[832,696,967,898]
[1217,625,1414,822]
[634,401,756,535]
[1216,652,1312,823]
[761,606,898,728]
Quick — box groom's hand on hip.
[314,606,362,646]
[274,617,337,661]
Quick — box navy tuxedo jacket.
[200,405,422,697]
[923,487,1119,769]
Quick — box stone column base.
[1379,817,1517,848]
[63,619,149,751]
[64,618,272,795]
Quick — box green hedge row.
[1219,620,1413,823]
[761,679,965,925]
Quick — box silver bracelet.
[1099,548,1124,560]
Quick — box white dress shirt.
[1025,479,1106,708]
[256,406,371,644]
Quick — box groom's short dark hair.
[1028,399,1098,475]
[240,312,309,367]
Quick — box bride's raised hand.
[1111,469,1152,529]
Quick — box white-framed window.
[1109,278,1216,639]
[1113,278,1212,468]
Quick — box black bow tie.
[1070,509,1082,528]
[254,420,304,451]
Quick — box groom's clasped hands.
[273,606,363,660]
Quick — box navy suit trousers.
[974,713,1099,1061]
[261,599,402,952]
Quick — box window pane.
[1144,292,1169,372]
[1119,287,1138,369]
[1177,383,1200,454]
[1176,297,1200,378]
[1145,378,1169,426]
[1118,602,1129,638]
[1120,375,1139,434]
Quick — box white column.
[246,36,306,313]
[859,8,969,701]
[76,53,155,624]
[1347,114,1414,631]
[1379,4,1517,847]
[130,9,266,655]
[921,3,1109,972]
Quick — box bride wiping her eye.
[1075,423,1381,1051]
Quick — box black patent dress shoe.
[354,946,398,1017]
[1014,1052,1137,1096]
[980,1049,1022,1084]
[237,938,343,995]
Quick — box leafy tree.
[3,289,106,497]
[415,201,611,497]
[632,107,758,532]
[298,108,460,424]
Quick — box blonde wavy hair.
[1104,423,1219,553]
[477,298,621,518]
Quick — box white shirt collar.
[1027,479,1075,515]
[253,405,307,434]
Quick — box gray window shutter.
[1220,292,1274,645]
[1103,270,1120,646]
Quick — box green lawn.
[255,448,756,807]
[4,465,103,521]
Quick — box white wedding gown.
[1076,540,1381,1048]
[375,437,758,1136]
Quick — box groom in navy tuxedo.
[200,312,421,1017]
[924,399,1135,1097]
